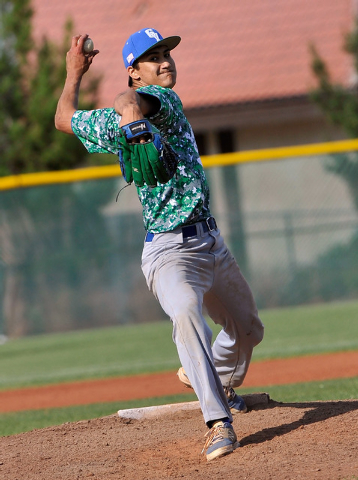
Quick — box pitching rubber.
[117,393,270,421]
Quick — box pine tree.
[0,0,118,336]
[310,20,358,209]
[0,0,111,176]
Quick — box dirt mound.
[1,398,357,480]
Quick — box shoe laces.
[201,422,229,455]
[223,386,236,401]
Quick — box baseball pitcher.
[55,29,264,462]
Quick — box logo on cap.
[145,29,160,42]
[126,53,134,64]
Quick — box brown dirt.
[1,351,358,480]
[1,400,357,479]
[1,350,358,413]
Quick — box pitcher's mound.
[1,398,357,480]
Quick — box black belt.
[145,217,217,242]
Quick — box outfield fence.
[1,139,358,336]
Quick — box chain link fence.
[1,151,358,337]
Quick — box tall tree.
[0,0,118,336]
[310,20,358,209]
[0,0,112,176]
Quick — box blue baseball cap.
[122,28,181,68]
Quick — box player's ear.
[127,65,140,82]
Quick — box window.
[218,130,235,153]
[194,133,207,155]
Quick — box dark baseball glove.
[118,119,179,188]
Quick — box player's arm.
[55,34,99,134]
[114,89,160,127]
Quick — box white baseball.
[84,38,94,53]
[78,37,94,53]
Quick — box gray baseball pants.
[141,220,264,425]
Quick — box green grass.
[242,376,358,403]
[255,299,358,358]
[1,299,358,390]
[1,376,357,437]
[0,322,178,389]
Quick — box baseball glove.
[118,119,179,188]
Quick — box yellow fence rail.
[1,138,358,191]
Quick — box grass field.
[1,299,358,436]
[1,299,358,390]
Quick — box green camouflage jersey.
[71,85,211,233]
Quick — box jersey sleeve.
[71,108,122,154]
[136,86,184,134]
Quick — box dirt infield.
[1,399,357,479]
[1,350,358,413]
[0,351,358,479]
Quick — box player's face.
[133,46,177,88]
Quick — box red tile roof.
[32,0,353,109]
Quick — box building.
[32,0,354,153]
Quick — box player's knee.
[171,297,201,320]
[171,302,209,337]
[251,316,264,346]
